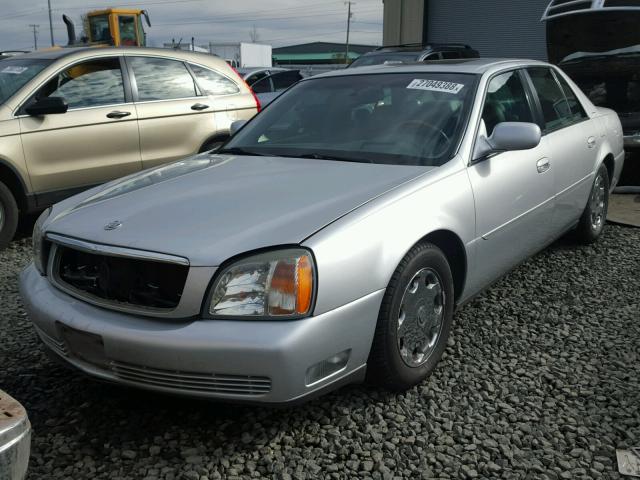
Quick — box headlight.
[209,248,315,318]
[32,207,51,275]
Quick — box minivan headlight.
[208,249,315,318]
[32,207,51,275]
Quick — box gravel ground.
[1,225,639,480]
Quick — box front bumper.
[20,264,384,404]
[0,390,30,480]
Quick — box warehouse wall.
[383,0,427,46]
[427,0,550,60]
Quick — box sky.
[0,0,383,51]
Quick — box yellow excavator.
[63,8,151,48]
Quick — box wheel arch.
[0,159,28,211]
[601,152,615,184]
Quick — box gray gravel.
[1,225,639,479]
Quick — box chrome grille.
[110,361,272,396]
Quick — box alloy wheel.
[397,268,445,368]
[590,172,606,230]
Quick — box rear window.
[189,64,239,96]
[350,52,420,68]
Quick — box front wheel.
[0,181,19,250]
[367,242,455,391]
[573,164,609,244]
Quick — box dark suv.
[349,43,479,68]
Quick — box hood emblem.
[104,220,122,231]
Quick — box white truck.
[206,42,272,68]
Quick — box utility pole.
[29,24,40,51]
[47,0,54,46]
[345,1,354,64]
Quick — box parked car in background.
[20,59,623,404]
[0,47,258,248]
[0,389,30,480]
[238,67,303,106]
[349,43,479,68]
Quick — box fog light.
[305,349,351,386]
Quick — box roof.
[273,42,377,55]
[308,58,549,78]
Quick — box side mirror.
[473,122,541,161]
[25,97,68,116]
[229,120,247,136]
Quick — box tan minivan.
[0,47,259,247]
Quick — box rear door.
[525,67,598,232]
[19,56,141,201]
[467,69,555,286]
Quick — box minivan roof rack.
[375,43,472,51]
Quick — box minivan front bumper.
[20,264,383,404]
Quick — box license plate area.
[58,323,107,367]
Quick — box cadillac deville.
[20,59,624,404]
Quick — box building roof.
[273,42,377,55]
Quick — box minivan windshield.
[0,58,51,105]
[223,73,476,166]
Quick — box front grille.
[110,361,272,396]
[54,245,189,311]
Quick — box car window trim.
[14,54,130,116]
[124,55,202,103]
[522,67,590,136]
[550,67,589,121]
[185,62,242,97]
[468,67,539,166]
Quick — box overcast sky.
[1,0,383,51]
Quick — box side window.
[251,76,273,94]
[118,16,137,46]
[482,70,534,136]
[245,71,269,86]
[554,71,588,121]
[527,67,574,131]
[130,57,197,101]
[35,58,125,109]
[189,64,239,96]
[441,51,460,60]
[271,71,303,92]
[424,53,441,61]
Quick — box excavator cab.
[65,8,151,47]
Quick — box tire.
[573,164,609,244]
[367,242,455,391]
[0,181,19,250]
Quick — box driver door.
[467,69,555,287]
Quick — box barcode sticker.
[407,79,464,94]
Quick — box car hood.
[47,154,432,266]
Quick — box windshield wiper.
[217,147,268,156]
[296,153,373,164]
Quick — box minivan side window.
[130,57,198,101]
[35,57,125,109]
[271,71,303,92]
[527,67,575,132]
[189,64,239,95]
[482,70,534,136]
[554,71,588,122]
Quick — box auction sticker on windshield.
[407,79,464,94]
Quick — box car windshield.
[0,58,51,105]
[350,52,420,67]
[223,73,476,167]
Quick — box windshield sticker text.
[1,66,28,74]
[407,79,464,94]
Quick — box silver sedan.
[20,59,624,404]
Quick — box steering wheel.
[397,121,452,160]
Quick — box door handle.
[536,158,550,174]
[587,136,597,148]
[106,110,131,119]
[191,103,210,111]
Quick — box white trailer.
[207,42,272,68]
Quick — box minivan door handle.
[191,103,210,111]
[536,158,551,174]
[106,110,131,119]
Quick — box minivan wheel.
[573,164,609,244]
[0,181,19,249]
[367,242,454,391]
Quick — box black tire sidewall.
[0,181,19,249]
[374,244,455,389]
